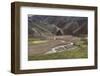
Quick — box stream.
[45,42,77,54]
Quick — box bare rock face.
[28,15,88,38]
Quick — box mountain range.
[28,15,88,38]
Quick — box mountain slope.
[28,15,88,38]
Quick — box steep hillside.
[28,15,88,38]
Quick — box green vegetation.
[28,38,47,44]
[32,40,48,44]
[28,38,41,41]
[28,39,88,60]
[29,48,87,60]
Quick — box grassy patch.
[28,45,88,60]
[28,38,41,41]
[32,40,48,44]
[28,38,47,44]
[28,38,88,60]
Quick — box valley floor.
[28,35,88,60]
